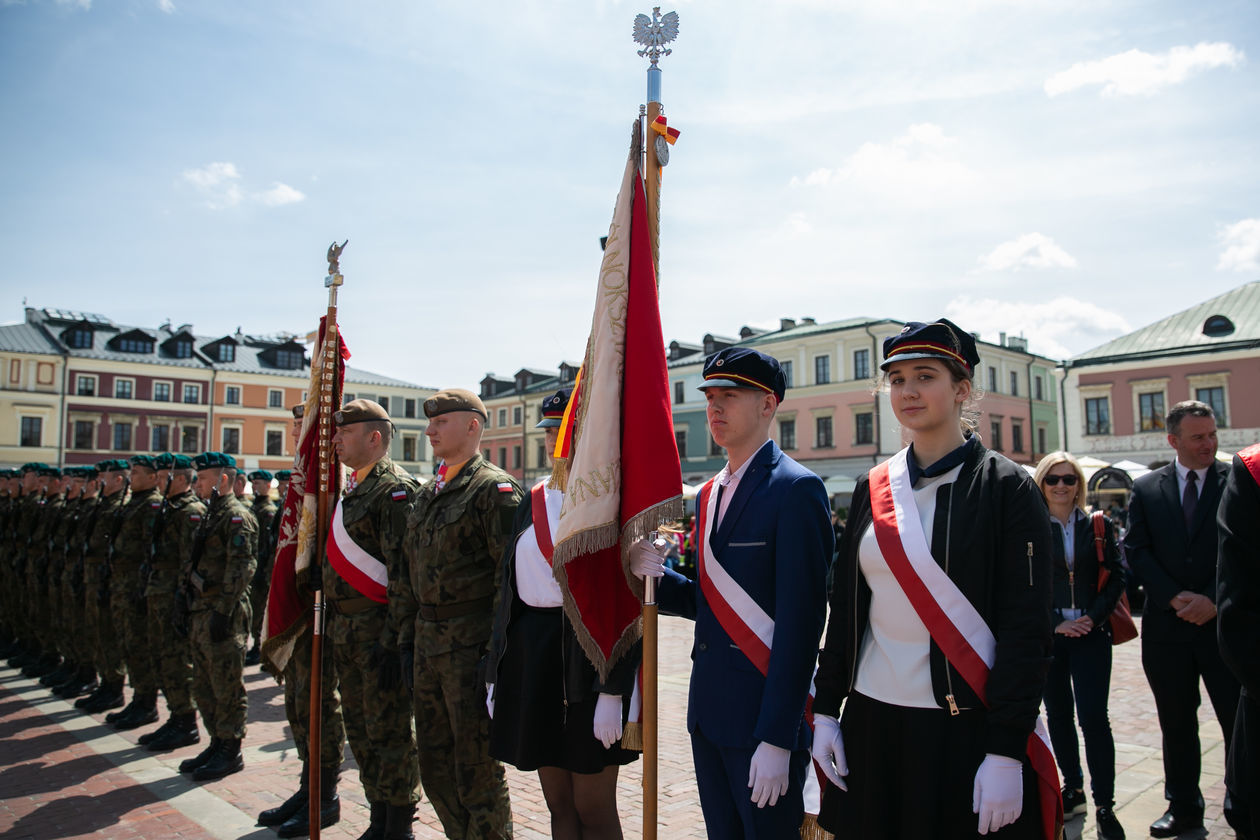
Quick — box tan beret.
[423,388,488,420]
[334,399,390,425]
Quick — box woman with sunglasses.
[811,319,1057,839]
[1033,452,1127,840]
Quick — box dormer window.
[118,337,154,353]
[173,340,193,358]
[1202,315,1235,337]
[66,328,92,349]
[275,349,303,369]
[216,343,236,362]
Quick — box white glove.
[973,753,1023,834]
[485,682,495,719]
[810,714,848,790]
[592,693,623,749]
[747,741,791,809]
[629,537,668,579]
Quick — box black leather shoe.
[1095,806,1125,840]
[1150,811,1202,838]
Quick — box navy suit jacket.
[658,440,833,751]
[1126,460,1230,643]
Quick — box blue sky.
[1,0,1256,389]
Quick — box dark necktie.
[710,482,726,541]
[1182,470,1198,530]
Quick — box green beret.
[248,470,274,481]
[38,466,62,478]
[82,467,99,479]
[275,470,293,481]
[22,462,45,474]
[0,469,15,478]
[130,455,158,470]
[193,451,236,471]
[170,454,194,469]
[97,459,130,473]
[334,399,390,425]
[423,388,488,420]
[154,452,175,470]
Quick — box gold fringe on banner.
[798,814,833,840]
[620,721,642,751]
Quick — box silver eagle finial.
[632,7,679,67]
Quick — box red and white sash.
[325,498,388,603]
[531,482,554,563]
[868,448,1062,840]
[1240,442,1260,485]
[695,478,825,817]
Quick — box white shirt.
[853,463,963,709]
[514,482,564,608]
[1174,459,1208,502]
[712,439,771,531]
[1051,508,1084,621]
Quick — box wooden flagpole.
[309,241,346,839]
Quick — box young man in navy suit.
[632,347,834,838]
[1125,400,1241,838]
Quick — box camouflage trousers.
[83,561,125,684]
[59,562,92,664]
[284,622,347,768]
[25,559,51,650]
[189,605,249,739]
[334,637,419,805]
[111,570,157,694]
[147,590,195,715]
[248,578,269,643]
[413,644,512,840]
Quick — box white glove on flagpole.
[629,536,668,579]
[973,753,1023,834]
[747,741,791,808]
[810,713,848,790]
[592,693,624,749]
[485,682,495,719]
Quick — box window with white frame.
[151,423,171,452]
[114,378,134,399]
[268,389,284,409]
[225,385,241,405]
[183,383,201,404]
[1130,378,1169,433]
[853,349,870,381]
[266,428,284,456]
[113,421,133,451]
[20,416,42,447]
[814,355,830,385]
[1187,373,1230,428]
[153,381,172,402]
[76,374,97,396]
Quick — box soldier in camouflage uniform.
[177,452,256,782]
[246,469,278,666]
[102,454,164,730]
[22,466,65,678]
[140,453,205,751]
[40,468,81,688]
[0,469,16,657]
[76,459,130,714]
[6,464,44,670]
[53,468,101,698]
[259,406,350,836]
[310,399,420,840]
[393,389,522,840]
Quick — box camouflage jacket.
[84,489,127,564]
[147,489,205,597]
[28,492,62,566]
[323,456,417,648]
[113,486,163,574]
[49,495,79,569]
[68,496,100,567]
[36,493,67,577]
[186,491,257,615]
[12,493,43,564]
[393,455,522,655]
[252,495,279,575]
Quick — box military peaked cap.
[881,318,980,374]
[698,348,787,403]
[424,389,487,420]
[536,389,571,429]
[248,469,274,481]
[334,399,390,425]
[291,403,305,419]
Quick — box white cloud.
[158,0,174,12]
[55,0,91,8]
[790,123,975,203]
[978,233,1077,271]
[1217,218,1260,272]
[944,295,1130,360]
[1045,42,1244,97]
[257,182,306,206]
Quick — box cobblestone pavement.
[0,615,1241,839]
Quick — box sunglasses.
[1043,475,1078,486]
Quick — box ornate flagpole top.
[633,7,679,68]
[325,239,348,288]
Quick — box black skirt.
[488,606,639,774]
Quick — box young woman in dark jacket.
[1034,451,1126,840]
[483,390,639,840]
[810,319,1056,839]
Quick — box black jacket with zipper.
[814,437,1055,760]
[1050,510,1126,628]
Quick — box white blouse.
[514,483,564,608]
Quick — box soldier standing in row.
[139,453,205,752]
[76,459,130,714]
[0,469,15,657]
[23,466,65,678]
[324,399,420,840]
[247,469,278,666]
[106,454,164,731]
[178,452,257,782]
[394,389,521,840]
[40,468,79,689]
[54,468,100,698]
[258,406,348,838]
[7,464,44,670]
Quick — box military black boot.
[147,712,199,751]
[179,737,220,773]
[58,666,97,698]
[105,695,137,724]
[381,803,416,840]
[82,681,125,713]
[24,652,61,678]
[193,737,244,781]
[258,764,308,827]
[75,682,106,707]
[138,716,173,745]
[41,658,75,686]
[277,766,341,837]
[114,692,158,730]
[356,802,387,840]
[244,641,261,666]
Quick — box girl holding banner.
[811,318,1061,839]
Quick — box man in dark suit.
[1125,400,1241,838]
[631,348,834,838]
